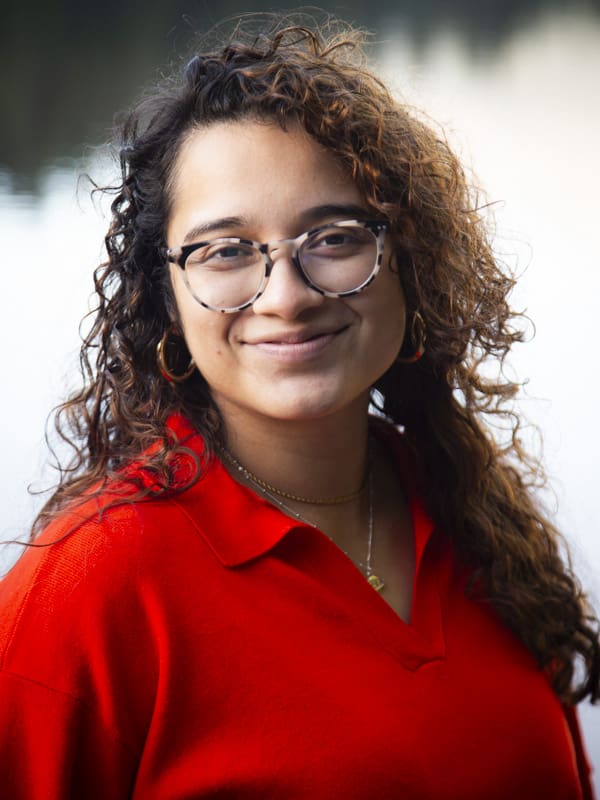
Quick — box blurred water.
[1,5,599,782]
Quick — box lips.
[242,325,349,360]
[244,325,348,346]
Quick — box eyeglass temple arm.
[164,247,184,267]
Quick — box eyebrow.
[181,203,371,245]
[182,217,246,245]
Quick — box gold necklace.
[220,448,385,592]
[221,448,368,505]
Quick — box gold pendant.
[367,574,385,592]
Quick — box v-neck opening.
[305,487,446,670]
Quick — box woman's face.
[166,120,406,428]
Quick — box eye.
[304,226,371,259]
[186,241,260,270]
[211,245,248,260]
[319,232,356,246]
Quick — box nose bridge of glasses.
[265,234,298,259]
[262,234,304,277]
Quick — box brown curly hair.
[30,16,599,704]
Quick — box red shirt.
[0,416,594,798]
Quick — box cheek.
[169,270,223,357]
[182,312,228,358]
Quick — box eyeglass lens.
[183,223,379,311]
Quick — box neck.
[220,397,371,503]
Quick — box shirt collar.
[164,414,306,567]
[164,414,435,570]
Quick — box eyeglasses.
[165,219,389,313]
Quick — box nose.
[251,246,325,320]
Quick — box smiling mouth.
[246,326,349,358]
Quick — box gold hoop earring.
[397,311,426,364]
[156,330,195,383]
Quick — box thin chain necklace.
[220,447,385,593]
[221,448,367,505]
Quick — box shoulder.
[3,487,196,583]
[0,493,192,771]
[0,484,212,683]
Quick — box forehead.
[166,120,364,244]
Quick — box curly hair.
[30,15,599,704]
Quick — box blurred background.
[1,0,599,777]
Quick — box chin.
[258,384,369,424]
[259,399,339,423]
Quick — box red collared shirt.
[0,416,593,798]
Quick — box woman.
[0,18,597,799]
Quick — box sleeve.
[0,507,157,799]
[0,671,138,800]
[563,704,596,800]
